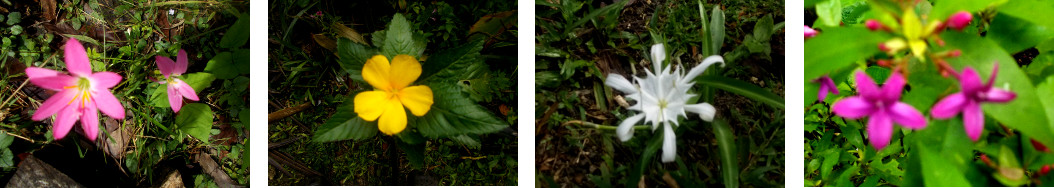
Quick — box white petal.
[686,103,717,122]
[661,122,677,163]
[682,55,726,84]
[605,74,639,94]
[651,44,666,72]
[617,114,645,141]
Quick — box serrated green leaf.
[381,13,425,58]
[219,13,249,49]
[419,39,484,82]
[336,38,377,83]
[411,82,507,138]
[449,134,481,149]
[312,95,378,142]
[205,52,238,79]
[176,103,213,142]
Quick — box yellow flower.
[355,54,434,135]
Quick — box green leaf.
[396,140,426,169]
[336,38,377,83]
[411,82,507,138]
[993,145,1028,186]
[696,75,784,109]
[754,14,774,42]
[380,13,425,58]
[931,0,1007,20]
[821,149,839,180]
[418,38,484,82]
[312,95,378,142]
[219,13,249,49]
[0,132,12,148]
[713,119,739,188]
[709,5,725,55]
[1037,77,1054,132]
[176,103,213,142]
[204,52,239,79]
[627,130,664,188]
[0,149,11,168]
[449,134,481,149]
[149,72,215,108]
[998,0,1054,29]
[815,0,842,28]
[987,14,1054,54]
[917,143,971,186]
[804,27,887,80]
[941,31,1054,147]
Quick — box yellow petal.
[354,91,391,121]
[378,99,407,135]
[363,55,392,91]
[399,85,433,116]
[389,55,422,90]
[909,39,928,60]
[902,10,922,40]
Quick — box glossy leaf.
[917,143,971,186]
[312,95,378,142]
[175,103,213,142]
[204,52,238,79]
[336,38,378,83]
[218,13,249,49]
[987,14,1054,54]
[931,0,1006,21]
[815,0,842,28]
[410,82,507,138]
[419,38,484,82]
[804,27,887,80]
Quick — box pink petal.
[930,93,967,119]
[174,49,188,75]
[168,85,183,112]
[63,39,93,77]
[80,100,99,141]
[25,67,60,79]
[156,55,175,77]
[175,80,199,101]
[963,101,984,141]
[28,75,76,91]
[947,11,973,31]
[832,96,875,119]
[881,72,907,101]
[867,111,894,150]
[854,71,881,100]
[958,67,983,93]
[52,103,80,140]
[982,88,1016,103]
[817,84,830,102]
[89,71,122,89]
[31,89,77,121]
[985,64,1000,88]
[888,102,927,129]
[91,89,125,119]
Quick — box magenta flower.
[24,39,124,141]
[930,65,1015,141]
[805,25,817,38]
[815,75,838,102]
[865,20,883,31]
[947,11,973,31]
[832,71,927,150]
[155,49,199,112]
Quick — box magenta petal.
[982,88,1016,103]
[80,100,99,141]
[29,75,76,91]
[958,67,983,93]
[823,77,839,95]
[818,83,831,102]
[881,72,907,101]
[168,85,183,112]
[175,80,199,101]
[63,39,92,77]
[25,67,60,79]
[832,96,875,119]
[888,102,927,129]
[174,49,188,75]
[867,111,894,150]
[91,90,125,119]
[985,64,1000,88]
[89,71,122,89]
[931,93,967,119]
[52,103,79,140]
[31,89,77,121]
[963,101,984,141]
[156,56,175,77]
[855,71,881,100]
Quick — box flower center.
[77,77,91,90]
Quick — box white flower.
[605,43,724,163]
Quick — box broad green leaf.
[998,0,1054,29]
[0,132,12,148]
[917,143,971,186]
[1037,77,1054,132]
[754,14,774,42]
[336,38,378,83]
[149,72,215,108]
[804,27,887,81]
[418,39,484,82]
[864,66,890,83]
[449,134,481,149]
[312,95,378,142]
[941,31,1054,147]
[176,103,213,142]
[821,148,839,180]
[815,0,842,28]
[219,13,249,49]
[204,52,239,79]
[713,119,738,188]
[396,140,426,169]
[987,14,1054,54]
[931,0,1007,21]
[380,13,426,58]
[709,5,725,55]
[696,75,784,109]
[0,149,11,168]
[411,82,507,138]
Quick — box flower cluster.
[605,43,724,162]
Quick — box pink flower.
[805,25,818,38]
[832,71,927,150]
[24,39,124,141]
[930,65,1015,141]
[947,11,973,31]
[814,75,838,102]
[865,20,883,31]
[155,49,199,112]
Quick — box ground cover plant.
[535,0,785,187]
[267,0,518,186]
[805,0,1054,186]
[0,1,249,187]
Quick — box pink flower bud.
[1042,165,1051,176]
[1033,139,1050,152]
[865,20,883,31]
[948,49,961,58]
[805,25,818,38]
[947,11,973,31]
